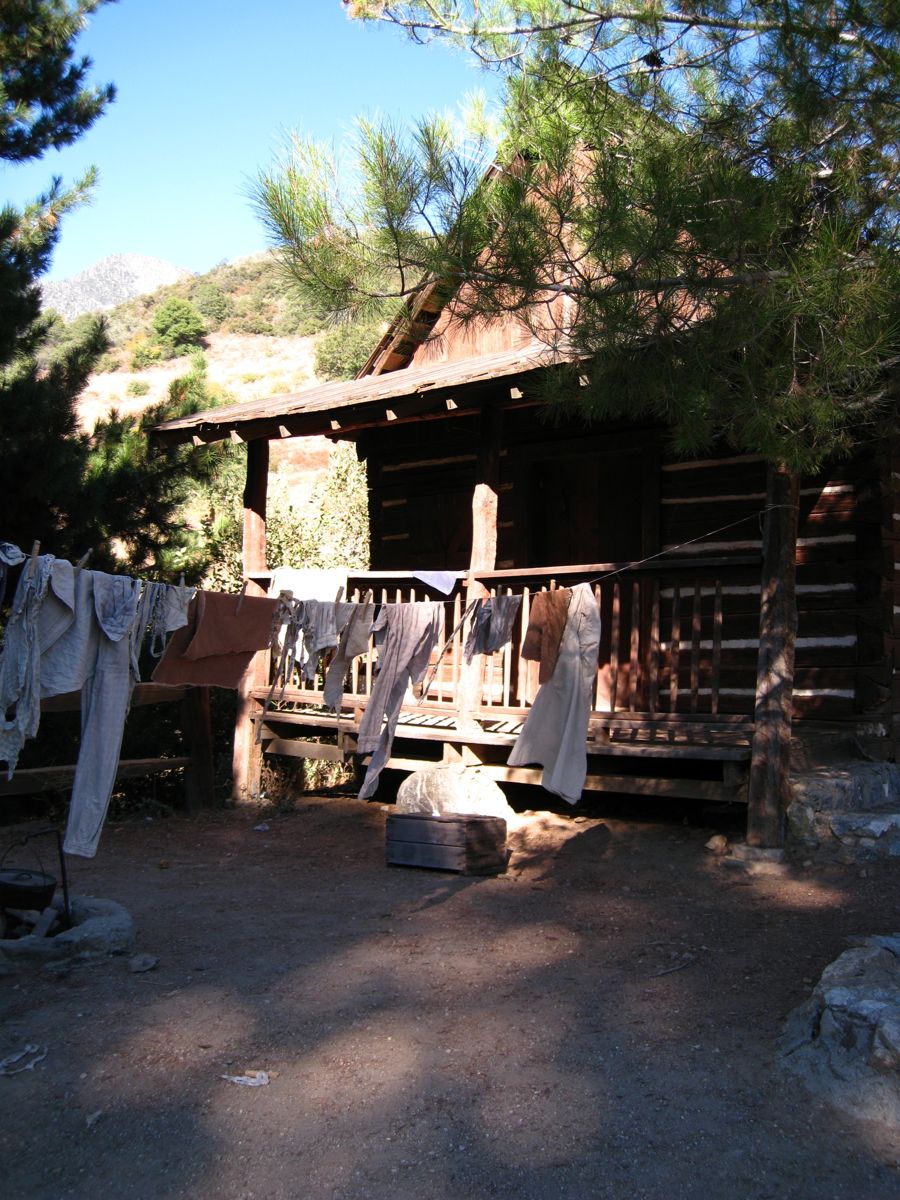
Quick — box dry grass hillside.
[77,330,333,505]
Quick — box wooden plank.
[629,580,640,711]
[232,437,270,804]
[0,757,192,797]
[670,583,681,713]
[472,555,762,581]
[182,686,215,812]
[387,840,466,871]
[648,580,660,716]
[711,580,723,715]
[263,737,345,762]
[41,683,187,713]
[609,581,620,713]
[484,765,746,801]
[690,582,702,713]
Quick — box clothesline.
[328,501,783,602]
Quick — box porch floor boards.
[252,691,751,803]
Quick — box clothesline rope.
[583,503,795,587]
[336,501,791,600]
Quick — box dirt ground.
[1,787,898,1200]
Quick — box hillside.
[45,250,383,508]
[77,329,331,507]
[41,254,191,320]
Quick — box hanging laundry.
[33,565,143,857]
[356,602,443,801]
[521,588,572,684]
[151,590,278,689]
[412,570,460,596]
[323,594,377,709]
[295,599,357,683]
[268,567,348,681]
[463,594,523,662]
[130,579,196,673]
[0,554,55,778]
[508,583,601,804]
[268,566,346,602]
[0,542,25,612]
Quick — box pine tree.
[256,3,898,844]
[256,1,899,471]
[0,2,115,557]
[0,2,227,576]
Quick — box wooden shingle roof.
[152,341,575,447]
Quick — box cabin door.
[524,445,653,568]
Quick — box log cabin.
[153,287,899,847]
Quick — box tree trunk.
[232,438,270,803]
[746,462,800,847]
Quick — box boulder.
[780,935,900,1128]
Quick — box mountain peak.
[42,254,192,320]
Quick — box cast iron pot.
[0,868,56,911]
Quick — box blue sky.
[4,1,497,281]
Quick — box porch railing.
[271,556,762,727]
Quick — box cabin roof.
[152,341,576,447]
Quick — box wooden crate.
[386,812,508,875]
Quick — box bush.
[191,283,231,330]
[125,379,150,397]
[314,321,382,381]
[94,350,121,374]
[130,338,164,370]
[225,309,275,336]
[151,297,206,354]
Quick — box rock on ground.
[781,934,900,1129]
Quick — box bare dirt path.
[1,793,898,1199]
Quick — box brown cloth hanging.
[151,591,278,689]
[521,588,572,684]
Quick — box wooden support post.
[458,404,502,732]
[182,686,215,813]
[747,463,800,847]
[232,438,270,803]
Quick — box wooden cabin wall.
[656,446,892,746]
[406,300,564,372]
[359,407,894,752]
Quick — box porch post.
[232,437,270,802]
[746,462,800,847]
[458,402,503,731]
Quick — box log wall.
[360,403,895,754]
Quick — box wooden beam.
[182,687,215,813]
[233,438,270,803]
[746,463,800,847]
[0,758,192,798]
[459,403,503,730]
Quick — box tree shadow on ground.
[1,796,897,1200]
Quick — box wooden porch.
[247,557,758,805]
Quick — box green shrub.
[314,321,382,381]
[130,339,165,370]
[125,379,150,397]
[191,283,231,330]
[94,350,121,374]
[152,297,206,354]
